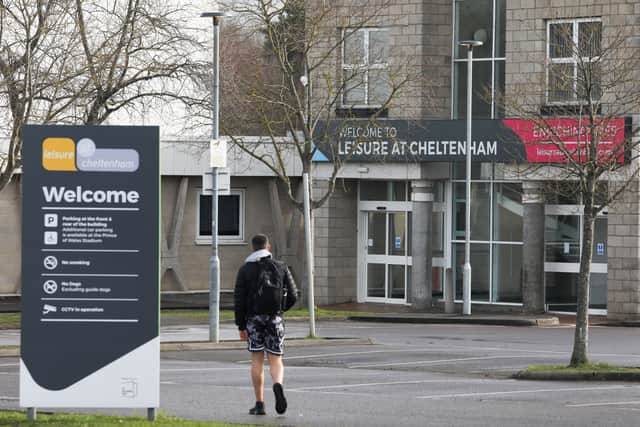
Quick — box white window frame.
[546,17,602,105]
[341,27,389,108]
[196,188,245,245]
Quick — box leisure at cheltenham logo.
[42,137,139,172]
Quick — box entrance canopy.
[312,118,627,164]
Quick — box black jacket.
[234,256,298,330]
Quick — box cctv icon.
[42,304,57,315]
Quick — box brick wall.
[608,176,640,321]
[505,0,640,110]
[0,179,21,294]
[312,179,358,305]
[309,0,452,120]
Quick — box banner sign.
[20,125,160,408]
[312,118,627,163]
[502,118,627,163]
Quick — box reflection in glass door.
[365,211,411,301]
[544,206,608,312]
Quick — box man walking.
[234,234,298,416]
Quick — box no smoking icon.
[43,280,58,294]
[43,256,58,270]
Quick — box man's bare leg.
[251,352,265,402]
[268,353,287,414]
[267,353,284,384]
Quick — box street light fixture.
[202,11,226,342]
[458,39,483,316]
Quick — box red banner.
[502,118,627,163]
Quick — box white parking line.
[349,355,545,369]
[239,345,568,364]
[471,366,527,373]
[289,378,502,392]
[417,385,638,400]
[162,367,248,372]
[237,348,458,363]
[0,396,18,401]
[566,400,640,408]
[0,364,18,367]
[384,342,640,361]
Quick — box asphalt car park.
[2,320,640,426]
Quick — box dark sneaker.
[273,383,287,414]
[249,401,266,415]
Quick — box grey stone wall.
[312,179,358,305]
[505,0,640,109]
[607,179,640,321]
[310,0,452,120]
[421,0,452,119]
[0,179,21,294]
[522,182,545,313]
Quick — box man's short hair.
[251,234,269,250]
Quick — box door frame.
[357,201,412,304]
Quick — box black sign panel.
[21,126,159,392]
[312,119,526,162]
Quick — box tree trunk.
[570,198,595,366]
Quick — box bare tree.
[0,0,207,193]
[188,0,417,336]
[74,0,205,125]
[505,23,640,366]
[0,0,83,192]
[208,0,414,210]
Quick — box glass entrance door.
[544,205,608,312]
[364,211,411,302]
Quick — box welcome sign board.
[20,125,160,408]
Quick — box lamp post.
[458,40,483,316]
[202,11,225,342]
[299,73,316,338]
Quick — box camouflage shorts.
[246,314,285,355]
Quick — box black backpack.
[252,258,287,314]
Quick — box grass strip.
[0,308,375,330]
[0,411,267,427]
[0,312,20,329]
[526,363,640,373]
[163,308,374,321]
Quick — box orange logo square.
[42,138,76,171]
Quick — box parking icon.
[44,213,58,228]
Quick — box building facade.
[304,0,640,320]
[2,0,640,321]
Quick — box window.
[547,18,602,104]
[198,189,245,243]
[341,28,391,107]
[453,0,506,118]
[451,163,524,303]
